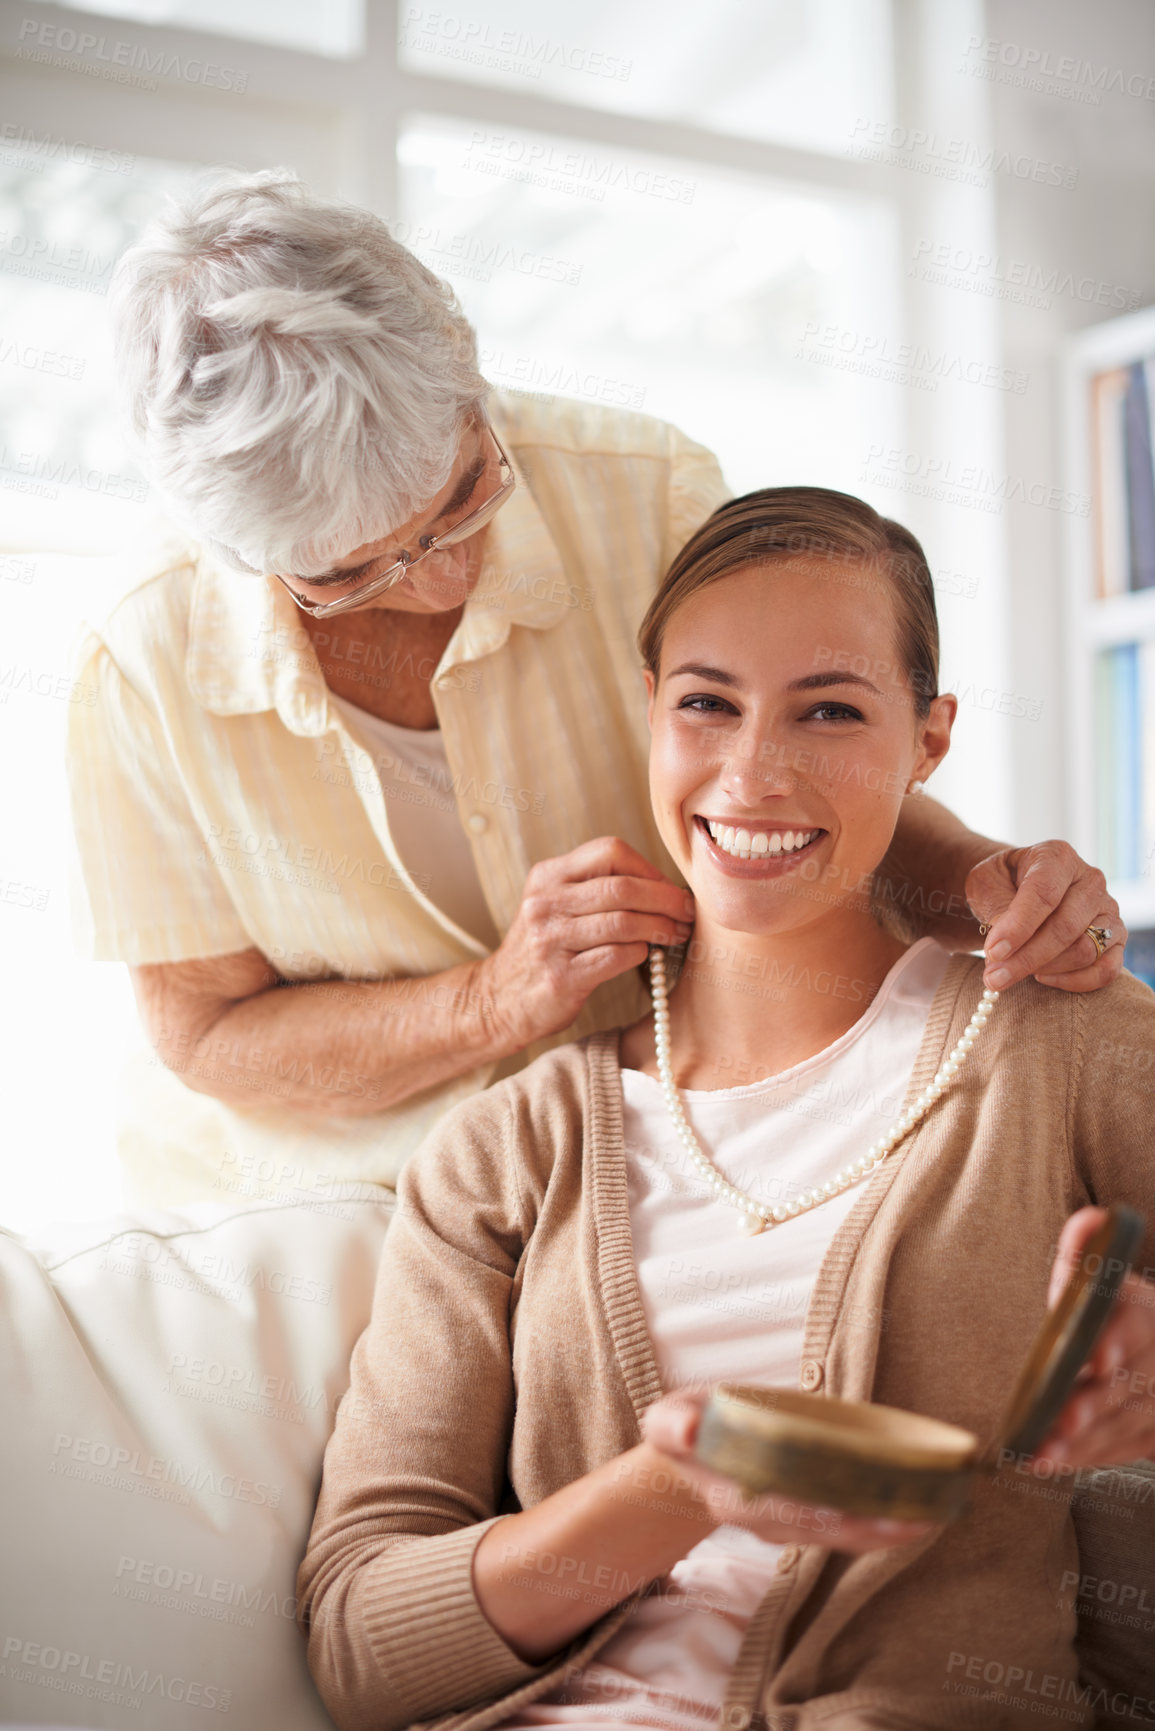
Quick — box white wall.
[986,0,1155,841]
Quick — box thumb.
[964,850,1015,926]
[1047,1206,1111,1308]
[641,1392,705,1457]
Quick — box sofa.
[2,1186,1153,1731]
[0,1186,393,1729]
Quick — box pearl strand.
[647,947,998,1237]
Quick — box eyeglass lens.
[283,419,513,613]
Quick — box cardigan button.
[799,1358,824,1392]
[776,1546,801,1572]
[467,812,488,835]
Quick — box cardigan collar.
[586,947,984,1417]
[584,951,988,1722]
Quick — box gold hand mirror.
[695,1205,1145,1522]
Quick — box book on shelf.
[1123,927,1155,991]
[1091,358,1155,596]
[1096,640,1155,883]
[1144,640,1155,881]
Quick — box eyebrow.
[291,457,488,587]
[299,554,380,588]
[665,663,883,697]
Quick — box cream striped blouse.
[65,389,731,1206]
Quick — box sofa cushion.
[0,1187,393,1729]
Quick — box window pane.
[397,115,902,500]
[0,149,207,1230]
[20,0,364,58]
[0,150,205,551]
[399,0,895,157]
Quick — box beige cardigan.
[297,954,1155,1731]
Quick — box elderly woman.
[67,169,1123,1208]
[296,488,1155,1731]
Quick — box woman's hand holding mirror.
[640,1391,938,1554]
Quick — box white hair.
[109,167,490,576]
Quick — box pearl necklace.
[647,946,998,1236]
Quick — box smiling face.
[645,559,955,938]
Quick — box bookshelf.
[1062,307,1155,971]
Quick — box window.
[21,0,365,57]
[1,0,1006,1229]
[397,0,896,158]
[398,115,902,494]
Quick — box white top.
[329,694,500,950]
[503,937,952,1731]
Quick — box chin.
[685,887,793,938]
[705,864,845,931]
[711,908,797,939]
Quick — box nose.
[719,728,796,799]
[416,543,472,590]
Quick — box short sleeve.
[661,422,733,570]
[65,630,252,965]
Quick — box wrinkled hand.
[640,1391,936,1554]
[1031,1208,1155,1472]
[476,837,693,1053]
[965,841,1124,993]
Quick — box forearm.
[472,1443,715,1664]
[880,793,1003,948]
[156,959,518,1117]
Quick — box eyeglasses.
[275,414,517,619]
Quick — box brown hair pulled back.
[637,486,940,718]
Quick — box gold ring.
[1086,925,1113,959]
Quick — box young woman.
[296,489,1155,1731]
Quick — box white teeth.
[701,821,819,861]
